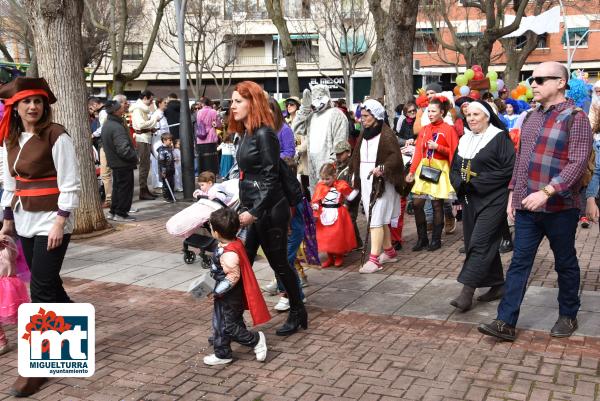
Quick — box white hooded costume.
[292,85,348,190]
[590,81,600,128]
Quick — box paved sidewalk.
[1,199,600,400]
[2,279,600,401]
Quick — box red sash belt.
[15,176,60,197]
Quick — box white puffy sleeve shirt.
[1,132,81,237]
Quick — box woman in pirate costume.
[0,77,81,396]
[449,100,515,312]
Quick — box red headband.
[0,89,49,145]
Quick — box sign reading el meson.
[310,77,345,88]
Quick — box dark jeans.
[212,283,259,359]
[244,197,303,312]
[111,168,134,217]
[497,209,581,326]
[19,234,72,303]
[162,172,175,200]
[196,143,219,176]
[276,202,305,299]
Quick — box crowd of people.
[0,60,599,394]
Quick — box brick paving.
[80,204,600,291]
[2,279,600,401]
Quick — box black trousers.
[244,198,303,311]
[162,172,175,200]
[196,143,219,176]
[111,168,134,217]
[19,234,72,303]
[212,283,258,359]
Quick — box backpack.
[196,117,208,141]
[279,159,303,207]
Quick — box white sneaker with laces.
[203,354,232,366]
[379,253,398,264]
[274,297,290,311]
[254,331,267,362]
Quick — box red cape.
[224,239,271,326]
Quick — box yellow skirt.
[411,158,456,200]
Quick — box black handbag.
[419,160,442,183]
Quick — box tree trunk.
[369,49,385,99]
[25,0,109,234]
[369,0,419,124]
[25,51,38,78]
[265,0,300,98]
[113,77,125,95]
[501,32,539,91]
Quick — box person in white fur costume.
[292,85,348,191]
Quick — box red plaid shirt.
[509,99,592,213]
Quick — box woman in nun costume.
[449,100,515,312]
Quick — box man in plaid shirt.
[479,62,593,341]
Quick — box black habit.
[450,129,515,288]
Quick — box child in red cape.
[311,163,358,267]
[203,207,270,366]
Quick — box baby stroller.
[165,179,240,267]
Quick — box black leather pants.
[245,198,304,312]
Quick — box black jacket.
[101,114,138,170]
[397,119,416,146]
[164,100,181,139]
[157,145,175,175]
[237,126,288,218]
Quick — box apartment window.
[224,0,268,20]
[123,42,143,60]
[515,33,548,50]
[457,32,482,47]
[272,35,319,63]
[414,29,437,53]
[562,28,589,47]
[284,0,311,18]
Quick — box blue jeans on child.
[277,201,305,299]
[497,209,580,326]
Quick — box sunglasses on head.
[528,76,563,85]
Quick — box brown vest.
[7,123,66,212]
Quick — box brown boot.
[9,375,48,397]
[139,187,156,200]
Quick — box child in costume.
[204,208,270,366]
[0,235,30,356]
[311,163,358,267]
[173,139,183,192]
[157,133,176,202]
[217,134,235,178]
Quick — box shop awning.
[339,34,367,54]
[272,34,319,41]
[562,27,589,44]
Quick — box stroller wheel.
[183,250,196,264]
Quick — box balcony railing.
[233,56,274,65]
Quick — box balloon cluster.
[453,65,505,100]
[510,80,534,102]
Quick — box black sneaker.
[550,316,578,338]
[393,241,402,251]
[499,240,513,254]
[478,319,516,341]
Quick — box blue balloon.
[459,85,470,96]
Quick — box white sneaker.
[203,354,232,366]
[359,260,382,274]
[262,279,278,295]
[254,331,267,362]
[274,297,290,311]
[379,253,398,264]
[107,213,115,221]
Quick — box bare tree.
[369,0,419,121]
[24,0,109,234]
[0,0,34,64]
[84,0,172,94]
[265,0,300,97]
[427,0,529,70]
[292,0,376,96]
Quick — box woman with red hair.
[230,81,307,336]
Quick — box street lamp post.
[174,0,196,201]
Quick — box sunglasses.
[528,76,562,85]
[406,109,417,114]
